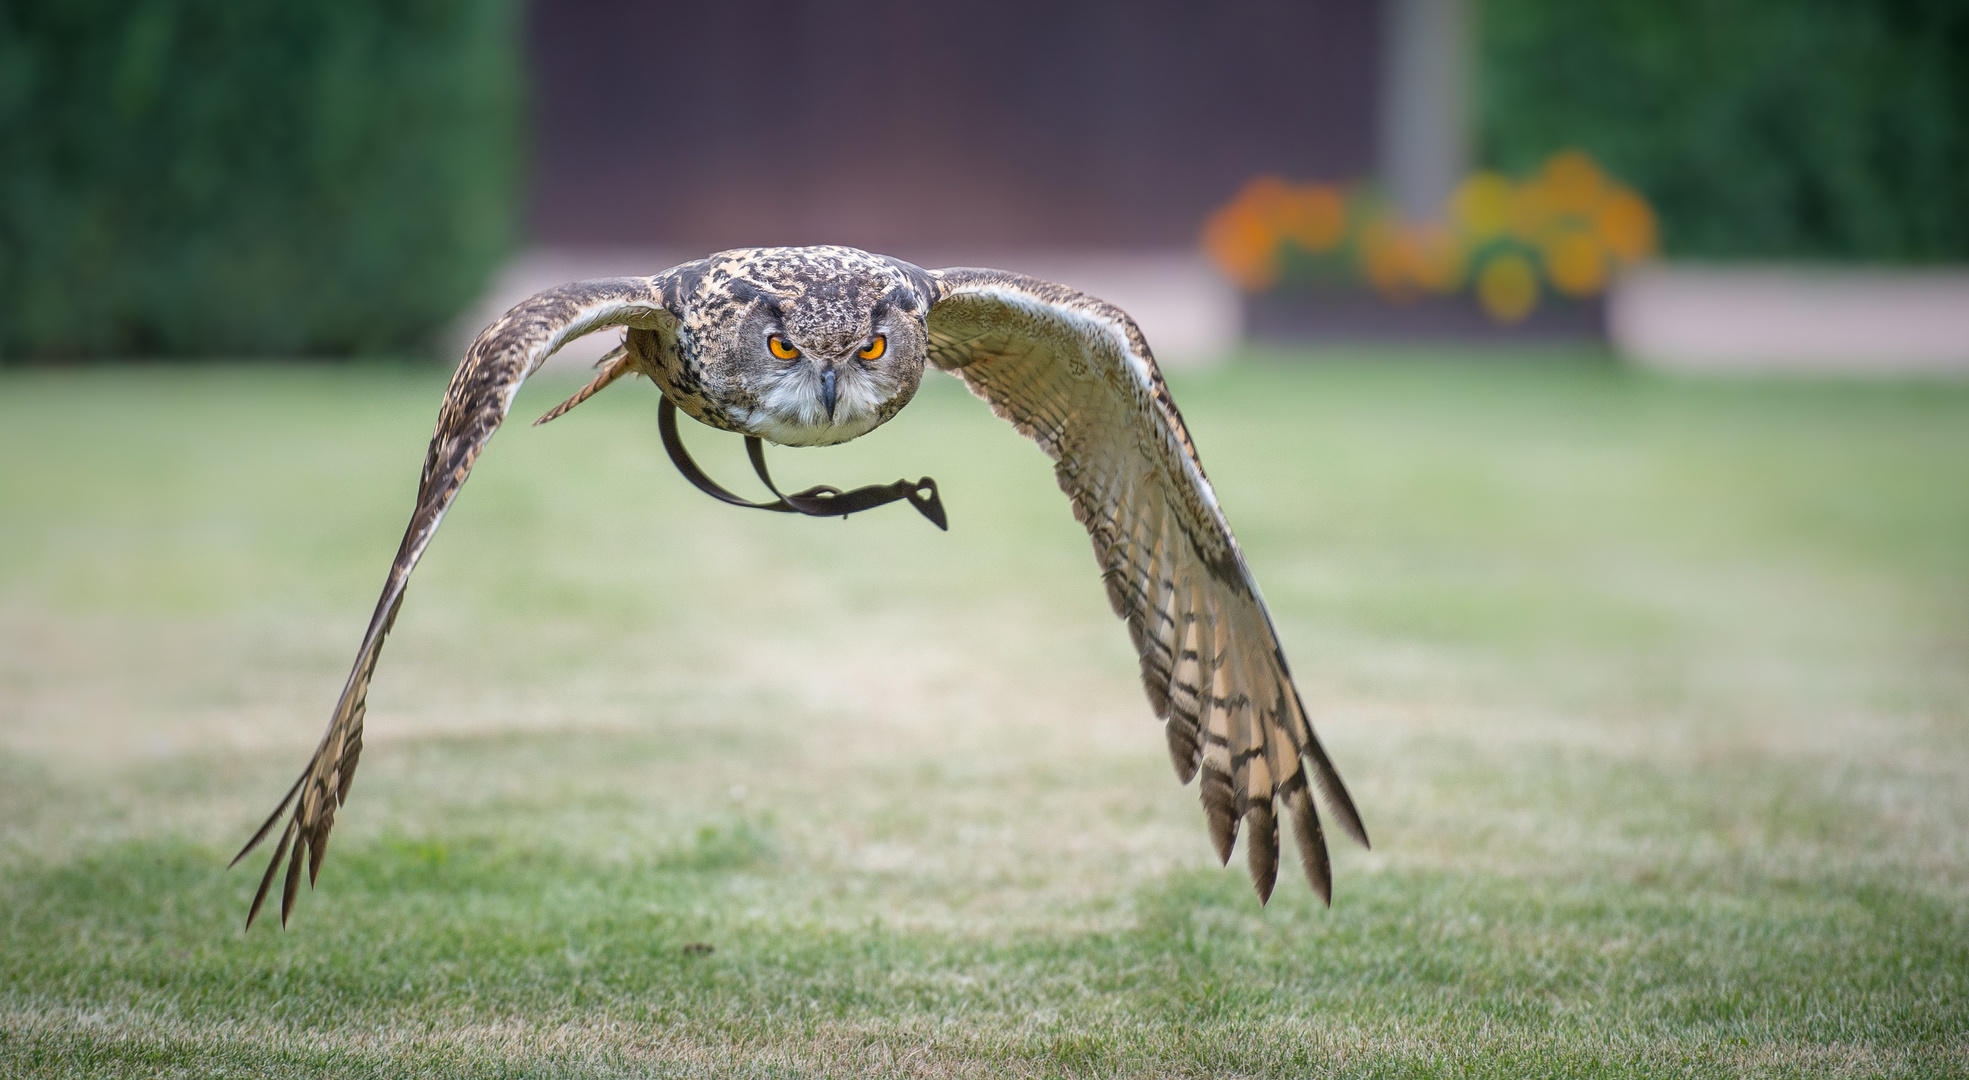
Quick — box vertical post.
[1379,0,1474,222]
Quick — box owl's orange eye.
[768,335,800,360]
[857,335,887,361]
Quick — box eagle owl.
[236,246,1369,927]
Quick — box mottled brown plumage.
[234,246,1366,928]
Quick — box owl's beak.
[820,367,838,420]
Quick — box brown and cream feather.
[925,268,1367,902]
[232,277,682,927]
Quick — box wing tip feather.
[1164,721,1200,784]
[237,277,681,932]
[280,831,307,928]
[1246,803,1279,905]
[1200,767,1238,866]
[1286,780,1333,907]
[243,823,294,931]
[1310,755,1371,851]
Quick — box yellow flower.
[1541,229,1609,296]
[1358,217,1409,299]
[1540,150,1609,218]
[1404,222,1466,293]
[1202,202,1280,291]
[1277,185,1349,253]
[1477,252,1539,322]
[1508,178,1555,245]
[1594,188,1658,263]
[1451,172,1514,240]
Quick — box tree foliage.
[1482,0,1969,261]
[0,0,521,360]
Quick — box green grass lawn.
[2,353,1965,1078]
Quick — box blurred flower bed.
[1202,151,1657,324]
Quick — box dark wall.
[526,0,1378,252]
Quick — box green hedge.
[0,0,520,360]
[1481,0,1969,262]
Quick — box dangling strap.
[658,396,947,530]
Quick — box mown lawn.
[2,354,1965,1078]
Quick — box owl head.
[666,246,934,448]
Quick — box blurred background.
[3,0,1964,370]
[4,5,1967,1070]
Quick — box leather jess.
[657,395,947,531]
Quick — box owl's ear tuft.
[879,257,938,312]
[727,278,786,319]
[872,288,912,322]
[661,261,708,310]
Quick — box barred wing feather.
[924,268,1368,903]
[231,277,681,928]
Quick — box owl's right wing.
[923,267,1368,904]
[232,275,685,929]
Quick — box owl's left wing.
[232,276,684,929]
[924,267,1368,903]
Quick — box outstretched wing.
[925,268,1368,903]
[233,277,682,928]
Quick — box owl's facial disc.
[741,302,925,448]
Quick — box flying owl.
[234,246,1369,928]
